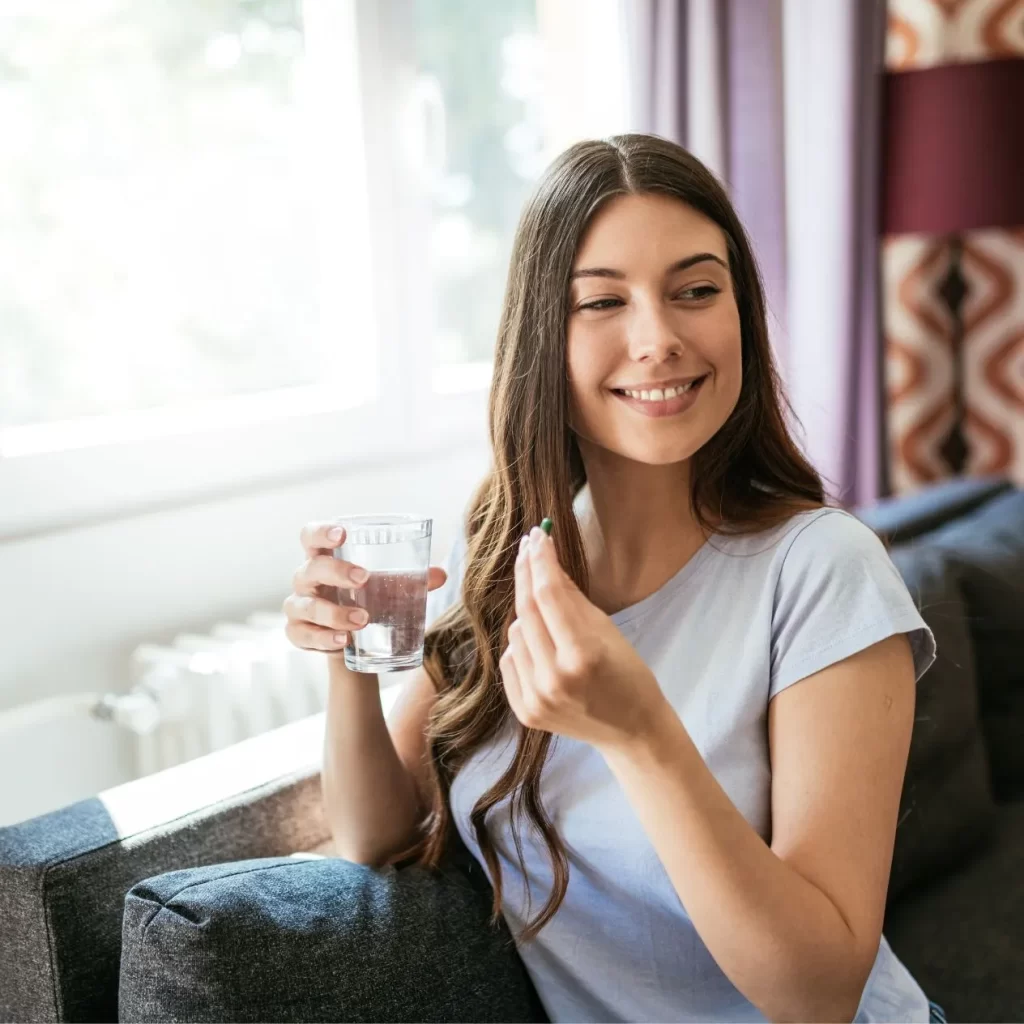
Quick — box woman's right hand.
[283,522,449,654]
[283,523,371,654]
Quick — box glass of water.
[332,514,433,673]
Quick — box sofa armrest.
[853,474,1013,545]
[0,713,331,1023]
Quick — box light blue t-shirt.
[426,505,937,1023]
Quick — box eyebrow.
[570,252,728,280]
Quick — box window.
[398,0,631,391]
[0,0,372,430]
[0,0,629,533]
[409,0,543,381]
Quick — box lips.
[611,373,709,418]
[613,375,707,399]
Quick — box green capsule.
[539,517,553,535]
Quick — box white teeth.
[621,379,702,402]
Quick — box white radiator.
[0,614,411,826]
[115,612,330,776]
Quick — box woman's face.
[566,193,743,467]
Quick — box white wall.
[0,440,489,827]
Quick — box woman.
[285,135,947,1023]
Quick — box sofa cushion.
[922,489,1024,801]
[885,544,997,902]
[0,726,331,1024]
[885,800,1024,1023]
[118,846,547,1023]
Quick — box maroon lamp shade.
[882,57,1024,236]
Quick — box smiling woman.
[351,133,943,1023]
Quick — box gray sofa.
[2,476,1022,1023]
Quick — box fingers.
[506,618,536,681]
[283,593,369,632]
[298,525,447,592]
[526,528,582,644]
[296,525,352,611]
[299,522,346,557]
[293,554,370,595]
[284,620,350,653]
[499,645,525,720]
[514,536,533,618]
[514,536,555,665]
[296,557,446,595]
[282,591,368,654]
[292,519,447,656]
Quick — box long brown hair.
[400,134,829,942]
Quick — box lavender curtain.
[622,0,888,507]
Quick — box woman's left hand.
[500,525,671,753]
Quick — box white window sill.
[0,385,488,542]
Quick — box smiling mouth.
[611,374,709,403]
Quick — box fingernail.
[529,527,544,550]
[328,526,343,542]
[334,633,348,645]
[350,608,369,626]
[518,536,529,556]
[350,566,369,584]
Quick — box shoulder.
[766,507,935,694]
[777,507,887,565]
[770,506,901,602]
[708,506,884,570]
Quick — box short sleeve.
[425,526,468,630]
[769,510,937,700]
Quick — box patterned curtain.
[883,0,1024,492]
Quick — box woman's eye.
[576,286,719,312]
[678,285,720,301]
[577,297,623,312]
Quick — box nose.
[625,300,684,364]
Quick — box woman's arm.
[321,658,438,866]
[599,633,916,1023]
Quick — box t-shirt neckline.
[608,536,716,628]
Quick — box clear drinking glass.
[332,515,433,673]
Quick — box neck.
[575,444,713,612]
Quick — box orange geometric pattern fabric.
[884,0,1024,491]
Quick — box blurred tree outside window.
[411,0,542,374]
[0,0,331,430]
